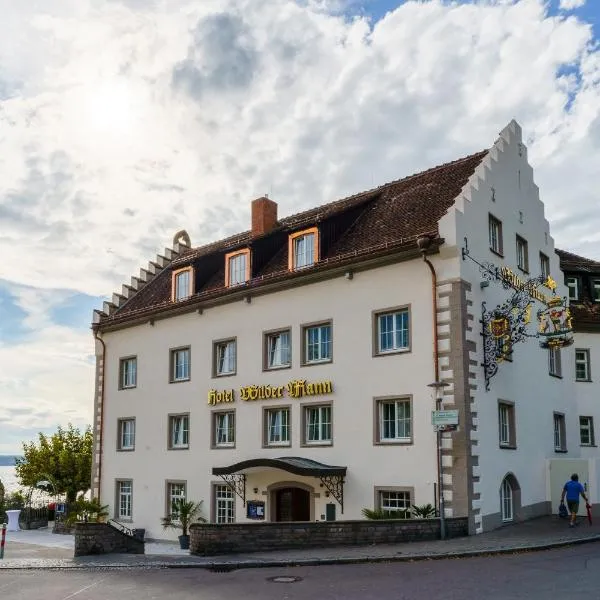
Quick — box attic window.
[172,267,193,302]
[289,227,319,270]
[225,249,250,287]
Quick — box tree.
[15,424,93,503]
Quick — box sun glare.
[86,80,136,133]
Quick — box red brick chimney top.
[251,196,278,237]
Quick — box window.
[214,485,235,524]
[264,407,290,446]
[575,349,591,382]
[289,228,318,270]
[549,347,562,377]
[376,398,412,444]
[117,418,135,451]
[303,404,332,445]
[500,478,513,522]
[117,480,133,520]
[516,235,528,272]
[214,339,236,376]
[498,402,516,448]
[264,330,291,370]
[566,277,579,301]
[213,411,235,448]
[540,253,550,279]
[169,414,189,449]
[580,416,595,446]
[375,308,410,355]
[172,268,192,301]
[554,413,566,452]
[170,347,190,382]
[166,482,186,519]
[592,279,600,303]
[489,215,503,255]
[378,490,411,518]
[226,250,250,287]
[303,323,332,364]
[119,357,137,389]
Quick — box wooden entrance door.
[275,487,310,521]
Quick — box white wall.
[99,259,441,539]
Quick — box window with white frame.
[377,398,412,443]
[554,413,566,452]
[117,480,133,520]
[593,279,600,303]
[167,482,186,519]
[119,357,137,389]
[169,414,189,449]
[227,252,248,286]
[540,253,550,279]
[174,269,191,301]
[378,490,411,518]
[265,407,290,446]
[549,346,562,377]
[516,235,529,272]
[575,349,591,382]
[214,339,236,376]
[566,277,579,301]
[500,478,513,522]
[118,418,135,451]
[213,411,235,447]
[580,416,595,446]
[498,403,515,448]
[292,232,315,269]
[214,485,235,523]
[376,308,410,354]
[304,323,332,364]
[170,347,190,382]
[304,405,332,445]
[489,215,503,255]
[265,330,291,369]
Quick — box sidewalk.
[1,516,599,570]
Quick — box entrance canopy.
[212,457,347,513]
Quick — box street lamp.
[428,380,449,540]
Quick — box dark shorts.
[567,500,580,514]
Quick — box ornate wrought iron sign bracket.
[462,237,572,390]
[219,473,246,506]
[320,474,344,514]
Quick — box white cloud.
[559,0,586,10]
[0,0,599,450]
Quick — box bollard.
[1,523,6,559]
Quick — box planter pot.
[178,534,190,550]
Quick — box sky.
[0,0,599,454]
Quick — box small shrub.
[361,507,410,520]
[411,504,436,519]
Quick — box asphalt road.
[2,544,599,600]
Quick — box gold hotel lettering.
[207,389,236,406]
[209,380,334,404]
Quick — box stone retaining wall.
[74,522,145,556]
[190,518,468,556]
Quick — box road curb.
[2,534,600,571]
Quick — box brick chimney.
[251,196,278,237]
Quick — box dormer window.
[225,249,250,287]
[172,268,193,302]
[289,227,319,270]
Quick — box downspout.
[416,235,446,540]
[93,329,106,503]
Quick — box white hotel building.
[91,121,600,540]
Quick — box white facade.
[93,121,600,539]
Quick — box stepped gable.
[94,149,488,327]
[556,248,600,329]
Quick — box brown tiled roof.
[98,150,488,328]
[556,249,600,329]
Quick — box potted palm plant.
[161,499,206,550]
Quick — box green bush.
[411,504,436,519]
[361,507,410,520]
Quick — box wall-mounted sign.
[537,296,574,349]
[246,500,265,520]
[431,410,459,427]
[499,268,556,305]
[207,379,334,405]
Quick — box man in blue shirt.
[560,473,589,527]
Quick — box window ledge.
[375,440,413,446]
[499,444,517,450]
[212,444,236,450]
[168,446,190,451]
[301,359,333,367]
[302,442,333,448]
[490,248,504,258]
[549,373,563,379]
[374,348,411,358]
[214,372,237,378]
[170,378,191,384]
[264,364,292,372]
[117,448,135,453]
[517,267,529,275]
[554,449,568,454]
[576,379,593,383]
[119,387,137,391]
[580,444,597,448]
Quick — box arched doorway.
[275,487,311,522]
[500,473,521,523]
